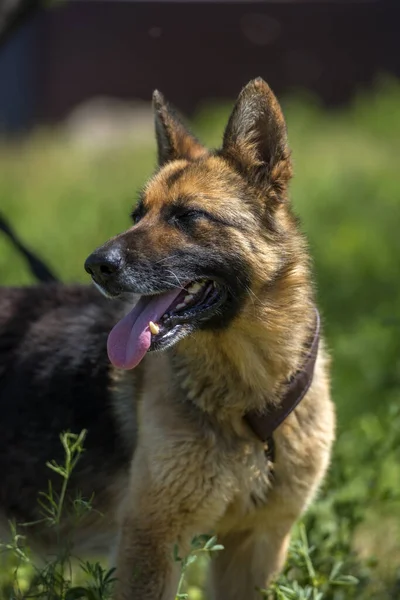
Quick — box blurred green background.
[0,78,400,597]
[1,78,399,426]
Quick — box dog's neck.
[172,267,316,417]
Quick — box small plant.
[38,430,88,529]
[174,535,224,600]
[0,430,115,600]
[66,563,117,600]
[263,524,358,600]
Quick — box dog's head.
[85,78,300,370]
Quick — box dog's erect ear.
[222,78,292,197]
[153,91,207,166]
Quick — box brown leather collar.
[244,309,320,462]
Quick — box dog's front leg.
[114,516,180,600]
[113,445,231,600]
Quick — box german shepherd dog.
[0,79,335,599]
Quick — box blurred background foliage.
[0,77,399,598]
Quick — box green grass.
[0,77,400,598]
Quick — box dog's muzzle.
[84,245,124,290]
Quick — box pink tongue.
[107,289,183,370]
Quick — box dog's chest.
[216,441,274,534]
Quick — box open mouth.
[107,279,226,370]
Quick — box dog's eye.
[131,209,142,225]
[174,209,208,224]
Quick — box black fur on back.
[0,284,133,524]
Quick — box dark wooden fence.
[0,1,399,131]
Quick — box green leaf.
[204,535,218,550]
[209,544,224,552]
[329,560,343,581]
[332,574,359,586]
[185,555,197,567]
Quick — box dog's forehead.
[143,156,241,208]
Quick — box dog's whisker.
[154,255,180,265]
[164,269,186,290]
[245,286,262,307]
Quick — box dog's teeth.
[176,302,186,310]
[184,294,194,304]
[187,282,202,294]
[213,281,217,288]
[149,321,160,335]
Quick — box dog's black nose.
[84,247,123,282]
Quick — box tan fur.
[110,321,334,599]
[99,79,336,599]
[7,79,332,597]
